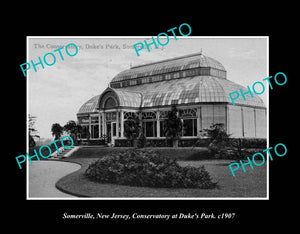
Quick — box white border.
[26,36,269,200]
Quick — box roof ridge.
[131,52,204,69]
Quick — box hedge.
[115,138,266,149]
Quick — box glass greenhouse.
[77,52,267,144]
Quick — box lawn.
[56,146,267,198]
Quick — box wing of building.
[77,52,267,144]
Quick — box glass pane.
[160,121,165,137]
[78,116,89,124]
[255,109,267,138]
[243,107,255,137]
[201,105,214,130]
[144,121,157,137]
[213,105,226,126]
[183,119,193,136]
[91,125,99,138]
[104,98,117,108]
[112,123,117,137]
[193,119,197,136]
[81,126,88,138]
[91,116,99,124]
[146,121,154,137]
[228,105,242,137]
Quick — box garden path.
[28,160,81,198]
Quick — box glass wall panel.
[143,121,157,137]
[213,105,226,126]
[91,124,99,138]
[91,116,99,124]
[228,105,242,137]
[255,109,267,138]
[160,120,165,137]
[182,119,197,136]
[243,107,255,137]
[183,119,193,136]
[81,125,88,138]
[78,116,89,124]
[201,105,214,130]
[112,122,117,137]
[193,118,197,136]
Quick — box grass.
[56,147,267,198]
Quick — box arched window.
[104,97,117,108]
[180,108,197,137]
[142,111,156,120]
[124,111,138,120]
[142,112,157,137]
[100,91,119,109]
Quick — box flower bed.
[84,149,217,189]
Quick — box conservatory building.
[77,52,267,144]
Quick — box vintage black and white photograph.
[27,36,268,199]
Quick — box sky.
[28,37,268,139]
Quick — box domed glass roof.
[120,75,265,108]
[77,52,265,115]
[77,95,100,114]
[77,75,265,115]
[111,53,226,83]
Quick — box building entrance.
[106,122,117,144]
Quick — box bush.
[145,139,172,147]
[115,139,133,147]
[205,124,230,158]
[179,138,210,147]
[114,138,211,148]
[87,139,106,145]
[137,133,146,148]
[84,149,217,189]
[229,138,266,149]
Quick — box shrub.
[84,149,217,189]
[87,139,106,145]
[204,124,230,158]
[229,138,266,149]
[115,139,133,147]
[137,132,146,148]
[179,138,210,147]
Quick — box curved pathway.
[28,160,81,198]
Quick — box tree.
[29,114,40,147]
[124,114,140,147]
[51,123,63,140]
[63,120,82,142]
[29,135,36,148]
[163,105,182,147]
